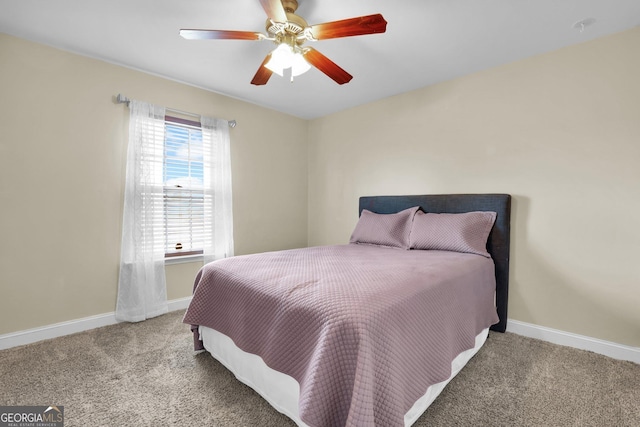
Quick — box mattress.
[199,325,490,426]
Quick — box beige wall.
[1,28,638,348]
[308,28,640,347]
[0,34,308,334]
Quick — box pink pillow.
[349,207,419,249]
[409,211,497,257]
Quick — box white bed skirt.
[199,325,489,427]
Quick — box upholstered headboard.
[359,194,511,332]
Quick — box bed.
[183,193,511,426]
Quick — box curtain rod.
[115,94,237,128]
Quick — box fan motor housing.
[266,13,308,36]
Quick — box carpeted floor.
[1,310,638,426]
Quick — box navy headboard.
[359,194,511,333]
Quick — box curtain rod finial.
[116,94,130,105]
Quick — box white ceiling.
[1,0,639,119]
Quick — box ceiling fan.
[179,0,387,85]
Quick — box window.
[163,116,207,258]
[117,99,233,321]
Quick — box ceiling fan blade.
[303,47,353,85]
[251,54,274,85]
[180,29,262,41]
[258,0,288,23]
[308,14,387,40]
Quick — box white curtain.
[116,100,168,322]
[201,116,234,264]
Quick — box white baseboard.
[0,297,192,351]
[2,305,638,365]
[507,319,640,364]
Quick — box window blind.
[163,117,207,257]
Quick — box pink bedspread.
[183,244,498,427]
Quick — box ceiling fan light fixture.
[265,42,310,78]
[265,43,293,76]
[291,51,311,77]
